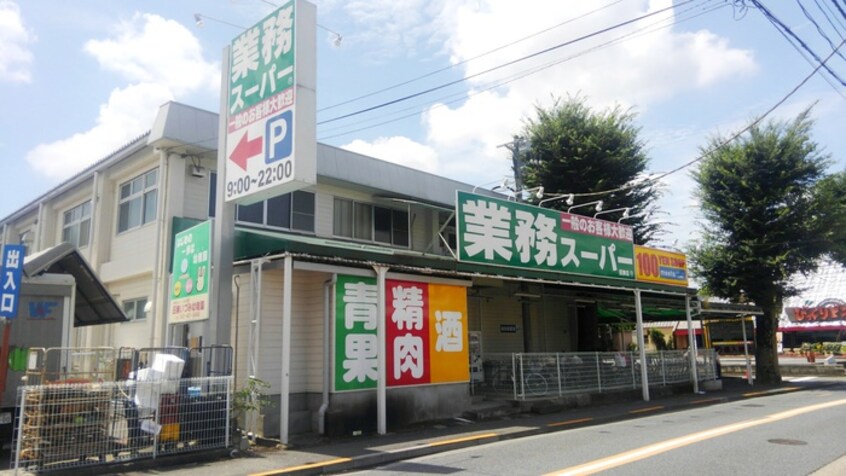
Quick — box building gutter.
[149,148,170,346]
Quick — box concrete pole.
[742,317,753,385]
[634,290,649,401]
[207,44,235,348]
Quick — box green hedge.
[800,342,846,355]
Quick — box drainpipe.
[233,275,241,387]
[34,203,44,252]
[149,148,170,347]
[318,276,335,435]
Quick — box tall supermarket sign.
[224,0,316,205]
[455,191,688,286]
[334,275,469,391]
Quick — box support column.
[374,265,388,435]
[280,255,293,444]
[634,290,649,402]
[685,296,699,393]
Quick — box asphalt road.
[355,380,846,475]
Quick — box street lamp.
[568,200,603,214]
[594,207,629,219]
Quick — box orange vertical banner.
[428,284,469,383]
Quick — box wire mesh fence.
[481,349,717,400]
[11,345,234,473]
[23,347,118,386]
[12,376,231,472]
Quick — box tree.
[814,171,846,263]
[688,109,841,384]
[518,96,662,245]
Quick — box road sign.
[224,0,316,204]
[0,245,25,319]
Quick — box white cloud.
[0,0,36,83]
[26,13,218,180]
[26,84,173,179]
[340,1,757,190]
[84,13,218,95]
[342,136,439,173]
[333,0,449,61]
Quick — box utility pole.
[499,136,530,201]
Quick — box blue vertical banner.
[1,244,25,319]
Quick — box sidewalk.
[31,376,834,476]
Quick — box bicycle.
[488,359,548,397]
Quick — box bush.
[801,342,846,355]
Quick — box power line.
[796,0,846,61]
[318,0,625,113]
[318,0,724,141]
[316,0,698,126]
[812,0,846,40]
[569,38,846,201]
[749,0,846,87]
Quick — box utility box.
[0,243,128,446]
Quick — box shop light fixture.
[594,207,629,219]
[568,200,603,214]
[538,193,574,207]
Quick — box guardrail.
[481,350,717,400]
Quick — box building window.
[118,169,158,233]
[208,172,315,233]
[123,297,148,321]
[62,201,92,248]
[438,211,456,252]
[208,172,217,218]
[234,191,315,232]
[333,198,409,247]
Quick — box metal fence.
[11,345,234,473]
[481,350,717,400]
[12,376,232,473]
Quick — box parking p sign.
[223,0,317,205]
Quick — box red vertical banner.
[386,279,431,386]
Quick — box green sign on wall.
[169,220,212,323]
[334,275,378,391]
[456,191,635,280]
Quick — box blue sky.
[1,0,844,248]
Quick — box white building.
[1,101,700,440]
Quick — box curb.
[251,382,818,475]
